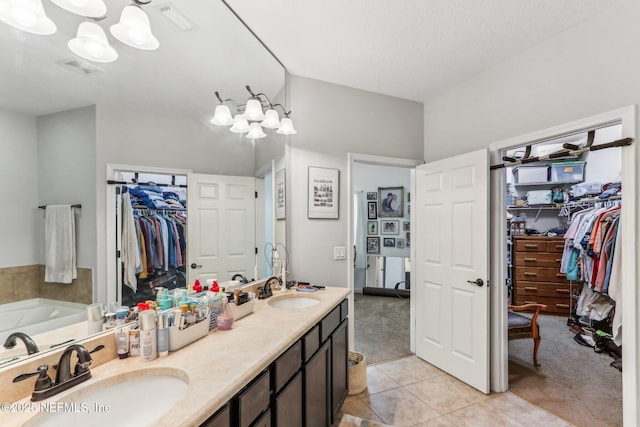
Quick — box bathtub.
[0,298,87,343]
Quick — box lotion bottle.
[139,311,157,362]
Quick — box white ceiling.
[225,0,621,103]
[0,0,284,118]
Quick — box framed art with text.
[308,166,339,219]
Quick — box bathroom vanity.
[3,286,350,427]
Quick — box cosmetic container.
[139,310,157,362]
[116,326,129,359]
[157,313,169,357]
[129,326,140,357]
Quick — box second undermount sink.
[25,369,188,427]
[268,293,321,309]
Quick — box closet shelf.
[507,205,561,210]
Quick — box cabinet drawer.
[514,252,562,268]
[321,305,341,343]
[237,370,270,427]
[514,296,570,314]
[545,240,565,253]
[514,240,546,252]
[515,268,568,283]
[515,281,571,298]
[201,404,230,427]
[303,325,320,362]
[274,340,302,392]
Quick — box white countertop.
[6,286,350,427]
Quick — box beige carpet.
[338,414,393,427]
[508,314,622,427]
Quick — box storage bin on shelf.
[168,313,210,352]
[550,161,585,183]
[513,165,549,184]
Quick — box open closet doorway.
[348,154,421,365]
[497,121,629,427]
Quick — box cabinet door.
[201,404,230,427]
[331,320,348,422]
[304,340,330,427]
[237,370,271,427]
[275,371,302,427]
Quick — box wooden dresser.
[513,236,570,315]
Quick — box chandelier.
[0,0,159,63]
[211,85,297,138]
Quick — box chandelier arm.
[215,92,242,112]
[133,0,152,5]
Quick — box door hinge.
[255,247,258,255]
[116,250,121,258]
[115,186,121,195]
[255,191,258,199]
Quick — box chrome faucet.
[4,332,39,355]
[13,344,94,401]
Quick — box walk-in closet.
[503,123,624,426]
[111,171,188,308]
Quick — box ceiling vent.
[57,58,104,77]
[155,2,194,32]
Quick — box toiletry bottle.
[116,326,129,359]
[129,325,140,357]
[139,311,157,362]
[157,313,169,357]
[179,304,188,329]
[212,280,219,293]
[193,279,203,293]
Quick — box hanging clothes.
[121,192,142,291]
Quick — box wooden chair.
[508,303,547,366]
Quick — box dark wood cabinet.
[331,320,348,422]
[513,236,570,315]
[200,298,348,427]
[304,339,331,427]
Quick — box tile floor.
[336,355,574,427]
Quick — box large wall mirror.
[0,0,287,365]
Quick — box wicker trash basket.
[348,351,367,395]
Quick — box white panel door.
[414,149,490,393]
[187,174,256,286]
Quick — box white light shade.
[229,115,250,133]
[110,5,159,50]
[50,0,106,18]
[276,117,297,135]
[243,99,265,121]
[260,109,280,129]
[246,123,266,139]
[210,105,233,126]
[68,21,118,63]
[0,0,56,35]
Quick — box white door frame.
[105,163,192,306]
[488,106,637,425]
[346,153,422,352]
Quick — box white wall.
[0,108,38,267]
[286,76,423,286]
[424,1,640,162]
[37,106,97,270]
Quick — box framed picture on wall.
[380,219,400,235]
[367,192,377,200]
[367,220,378,235]
[383,238,395,247]
[403,221,410,231]
[367,237,380,254]
[406,232,411,248]
[275,168,286,220]
[367,201,377,219]
[308,166,339,219]
[396,238,405,248]
[378,186,404,217]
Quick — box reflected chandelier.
[211,85,297,138]
[0,0,159,63]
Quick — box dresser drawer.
[514,252,562,268]
[515,268,568,283]
[545,240,565,253]
[515,296,570,314]
[515,281,571,298]
[515,240,547,252]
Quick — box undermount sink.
[268,293,321,309]
[25,369,188,427]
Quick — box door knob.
[190,263,202,269]
[467,278,484,287]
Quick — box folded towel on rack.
[45,205,77,284]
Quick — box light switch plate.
[334,246,346,260]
